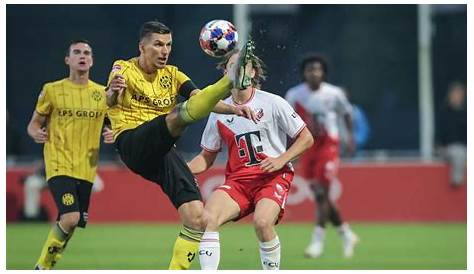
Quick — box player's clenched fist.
[106,74,127,107]
[234,105,259,124]
[102,127,114,144]
[107,74,127,94]
[260,157,286,173]
[31,127,48,143]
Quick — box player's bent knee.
[59,212,80,231]
[187,214,206,231]
[203,211,220,231]
[165,109,187,137]
[253,217,273,232]
[180,201,207,230]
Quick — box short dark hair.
[139,21,172,41]
[448,81,465,92]
[300,54,328,79]
[66,39,92,56]
[217,49,267,89]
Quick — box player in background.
[21,161,105,221]
[106,21,256,270]
[27,40,114,270]
[285,55,359,259]
[188,44,314,270]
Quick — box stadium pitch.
[6,222,466,270]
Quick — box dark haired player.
[106,21,255,269]
[189,44,313,270]
[285,55,359,259]
[27,39,113,269]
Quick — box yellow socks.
[179,75,233,123]
[35,223,69,270]
[168,226,204,270]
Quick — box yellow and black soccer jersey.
[35,78,107,183]
[107,58,197,139]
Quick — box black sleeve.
[178,80,198,99]
[103,115,111,127]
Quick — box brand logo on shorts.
[274,183,284,200]
[62,193,75,206]
[187,252,196,262]
[275,183,284,194]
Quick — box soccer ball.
[199,20,238,58]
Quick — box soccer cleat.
[342,232,359,258]
[35,239,64,270]
[234,39,255,90]
[304,240,324,259]
[304,226,325,258]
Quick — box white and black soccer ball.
[199,19,238,58]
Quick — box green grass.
[6,222,466,270]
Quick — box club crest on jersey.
[62,193,75,206]
[92,90,103,102]
[159,75,172,89]
[255,108,264,120]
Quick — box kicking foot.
[233,39,255,90]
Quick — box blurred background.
[6,4,467,270]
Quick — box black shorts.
[115,114,202,208]
[47,175,93,228]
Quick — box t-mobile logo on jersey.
[235,131,264,166]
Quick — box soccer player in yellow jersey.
[106,21,254,270]
[27,39,114,270]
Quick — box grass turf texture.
[6,222,466,270]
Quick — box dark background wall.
[6,4,466,158]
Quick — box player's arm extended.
[187,89,258,123]
[27,111,48,143]
[214,101,258,123]
[187,149,218,175]
[261,127,314,173]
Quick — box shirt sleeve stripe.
[200,144,221,153]
[291,124,307,139]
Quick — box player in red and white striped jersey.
[188,47,313,270]
[286,55,359,259]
